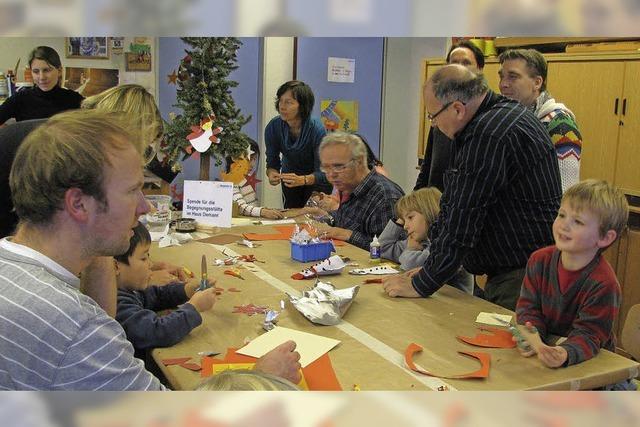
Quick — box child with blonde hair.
[379,187,472,293]
[516,180,633,389]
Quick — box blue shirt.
[264,116,330,191]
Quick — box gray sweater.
[0,241,164,390]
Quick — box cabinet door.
[546,61,624,184]
[616,228,640,342]
[614,61,640,196]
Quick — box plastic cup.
[145,195,172,226]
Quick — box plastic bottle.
[6,70,15,96]
[369,235,381,263]
[0,72,8,98]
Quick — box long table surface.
[150,224,639,391]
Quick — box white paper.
[258,218,296,225]
[237,326,341,368]
[183,180,233,227]
[475,312,512,326]
[328,57,355,83]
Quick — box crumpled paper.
[288,281,359,326]
[158,232,193,248]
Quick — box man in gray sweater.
[0,109,301,390]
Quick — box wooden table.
[151,224,639,390]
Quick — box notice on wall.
[327,57,355,83]
[183,180,233,227]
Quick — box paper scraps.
[243,225,345,245]
[224,268,245,280]
[161,357,201,372]
[158,232,193,248]
[291,255,346,280]
[232,303,269,316]
[404,342,490,379]
[349,265,400,275]
[457,327,516,348]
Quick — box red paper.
[180,362,202,372]
[202,348,342,391]
[404,342,490,379]
[162,357,192,366]
[457,326,516,348]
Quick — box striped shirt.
[0,239,164,390]
[413,91,561,296]
[233,179,262,217]
[516,246,619,366]
[331,170,404,250]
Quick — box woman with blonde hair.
[82,84,164,161]
[379,187,473,293]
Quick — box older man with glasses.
[313,132,404,251]
[384,64,562,311]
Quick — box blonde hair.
[319,131,368,169]
[395,187,442,227]
[562,179,629,239]
[82,84,163,158]
[196,369,299,391]
[10,109,142,225]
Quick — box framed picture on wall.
[125,52,152,72]
[65,37,109,59]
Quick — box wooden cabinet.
[612,227,640,347]
[419,53,640,197]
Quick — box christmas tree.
[162,37,251,180]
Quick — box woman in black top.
[0,46,83,125]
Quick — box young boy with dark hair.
[115,223,216,358]
[516,179,633,388]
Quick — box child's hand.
[187,287,216,313]
[150,269,183,286]
[185,277,217,298]
[513,335,537,357]
[267,169,281,185]
[537,344,568,368]
[261,208,285,219]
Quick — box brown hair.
[562,179,629,240]
[498,48,548,92]
[395,187,442,228]
[10,109,142,225]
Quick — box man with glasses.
[383,64,562,310]
[414,40,485,192]
[314,132,403,250]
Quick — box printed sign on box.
[183,180,233,227]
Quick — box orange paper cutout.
[202,347,342,391]
[404,342,491,379]
[162,357,191,366]
[243,225,345,246]
[457,326,516,348]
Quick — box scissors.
[197,255,210,291]
[491,315,533,352]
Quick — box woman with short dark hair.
[0,46,84,125]
[264,80,331,208]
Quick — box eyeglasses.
[320,158,356,174]
[426,101,454,122]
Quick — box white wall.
[381,37,447,192]
[0,37,158,99]
[259,37,295,209]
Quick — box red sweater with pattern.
[515,245,620,366]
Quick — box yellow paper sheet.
[236,326,341,368]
